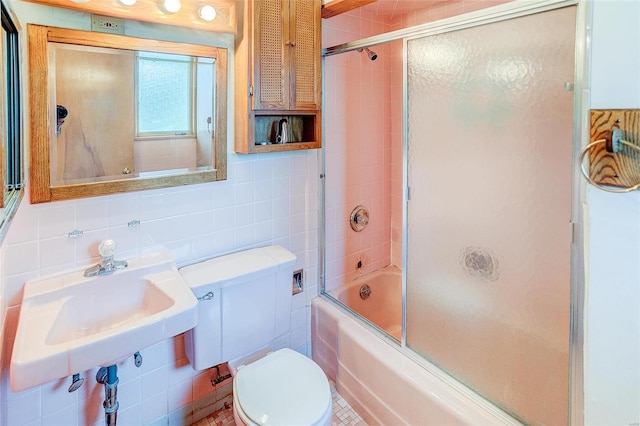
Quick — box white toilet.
[179,246,332,426]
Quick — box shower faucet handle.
[354,212,368,226]
[350,205,369,232]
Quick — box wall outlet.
[91,14,125,35]
[292,269,303,295]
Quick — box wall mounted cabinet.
[235,0,321,153]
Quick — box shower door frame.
[320,0,590,423]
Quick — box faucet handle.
[98,239,117,258]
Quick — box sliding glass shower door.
[405,7,576,425]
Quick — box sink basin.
[10,249,198,392]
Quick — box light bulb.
[162,0,181,14]
[119,0,137,5]
[199,5,217,21]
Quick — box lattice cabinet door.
[253,0,288,110]
[252,0,320,111]
[290,0,321,110]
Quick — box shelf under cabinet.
[249,112,320,153]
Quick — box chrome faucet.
[84,239,128,277]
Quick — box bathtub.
[312,297,521,425]
[327,266,402,340]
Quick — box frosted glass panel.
[138,54,192,134]
[406,7,576,425]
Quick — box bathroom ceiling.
[359,0,448,18]
[322,0,449,19]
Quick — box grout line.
[197,379,368,426]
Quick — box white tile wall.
[0,152,321,425]
[586,1,640,424]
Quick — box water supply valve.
[68,373,84,392]
[133,351,143,368]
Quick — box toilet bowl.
[178,246,332,425]
[230,348,332,426]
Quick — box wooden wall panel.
[321,0,376,18]
[588,109,640,189]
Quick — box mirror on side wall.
[28,24,228,204]
[0,1,24,239]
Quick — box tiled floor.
[193,380,368,426]
[330,381,368,426]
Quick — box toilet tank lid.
[179,245,296,290]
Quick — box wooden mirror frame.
[28,24,227,204]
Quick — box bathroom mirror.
[28,24,227,203]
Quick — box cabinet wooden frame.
[235,0,322,154]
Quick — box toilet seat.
[233,349,332,426]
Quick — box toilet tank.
[179,246,296,370]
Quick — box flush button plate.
[292,269,303,295]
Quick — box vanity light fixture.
[161,0,181,14]
[199,5,216,21]
[21,0,236,33]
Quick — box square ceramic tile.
[76,198,109,231]
[141,390,168,424]
[39,203,76,239]
[193,379,368,426]
[4,241,38,275]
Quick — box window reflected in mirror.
[137,52,195,136]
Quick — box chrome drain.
[359,284,371,300]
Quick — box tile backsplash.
[0,152,320,425]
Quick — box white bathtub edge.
[312,296,523,426]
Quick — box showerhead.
[358,47,378,61]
